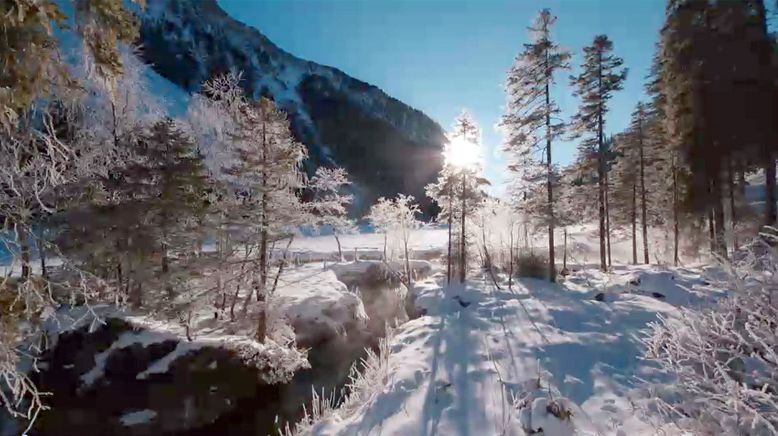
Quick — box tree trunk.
[708,207,716,254]
[605,173,612,268]
[270,237,294,295]
[447,183,453,285]
[258,224,268,301]
[672,159,680,266]
[161,241,172,298]
[597,145,607,270]
[258,108,269,301]
[638,121,649,264]
[712,172,728,258]
[116,261,123,292]
[728,161,738,252]
[18,225,30,281]
[334,234,343,262]
[229,281,241,321]
[256,292,267,343]
[37,235,47,279]
[766,153,777,226]
[563,227,568,272]
[632,182,638,265]
[459,172,467,284]
[596,58,607,272]
[545,70,555,283]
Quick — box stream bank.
[12,260,431,436]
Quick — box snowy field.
[275,227,724,435]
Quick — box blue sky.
[218,0,666,194]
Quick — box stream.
[15,260,428,436]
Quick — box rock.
[27,320,288,436]
[453,295,471,308]
[651,292,666,299]
[594,292,606,302]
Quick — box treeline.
[502,0,778,277]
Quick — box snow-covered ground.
[294,227,723,435]
[5,226,726,435]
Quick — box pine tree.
[451,112,488,284]
[425,167,458,284]
[189,73,313,342]
[614,103,653,263]
[569,35,627,271]
[660,0,775,256]
[501,9,570,282]
[427,111,488,285]
[610,133,640,264]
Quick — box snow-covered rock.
[25,317,308,435]
[273,265,368,348]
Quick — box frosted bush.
[279,328,394,436]
[643,232,778,434]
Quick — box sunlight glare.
[444,136,480,170]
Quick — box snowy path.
[313,263,717,435]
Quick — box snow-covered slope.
[137,0,445,214]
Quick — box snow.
[272,264,368,344]
[288,227,448,261]
[299,228,720,435]
[5,220,729,435]
[80,329,178,387]
[119,409,157,426]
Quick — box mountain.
[136,0,445,215]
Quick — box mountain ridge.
[137,0,445,214]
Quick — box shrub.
[515,252,548,280]
[642,234,778,434]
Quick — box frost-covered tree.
[308,167,355,261]
[426,111,488,284]
[610,103,663,265]
[0,0,142,129]
[188,72,311,342]
[569,35,627,271]
[660,0,775,256]
[51,50,172,310]
[0,3,146,421]
[365,197,394,261]
[366,195,422,288]
[644,233,778,434]
[501,8,570,282]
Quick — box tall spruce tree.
[661,0,775,256]
[501,9,570,282]
[569,35,627,271]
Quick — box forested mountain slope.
[138,0,445,214]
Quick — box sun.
[444,136,481,170]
